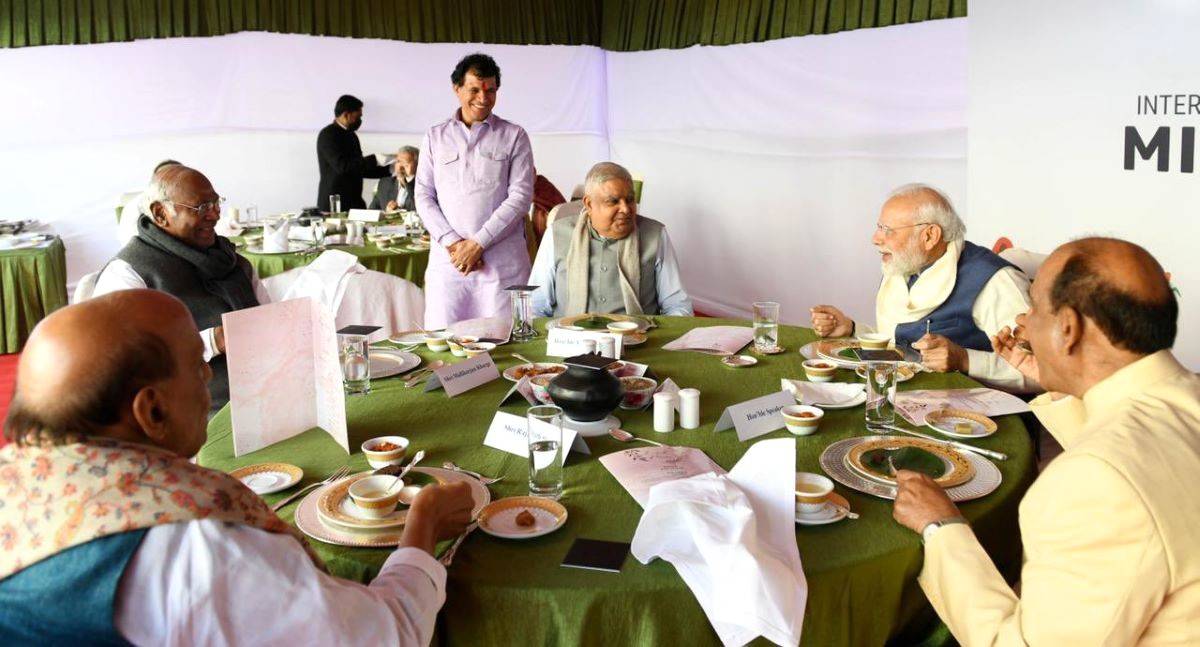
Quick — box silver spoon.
[387,449,426,494]
[511,353,536,365]
[609,428,664,447]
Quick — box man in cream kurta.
[893,237,1199,645]
[811,184,1036,393]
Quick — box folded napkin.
[262,218,291,252]
[632,438,806,647]
[781,379,864,406]
[281,250,364,315]
[215,212,243,237]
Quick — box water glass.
[864,361,897,431]
[245,205,258,225]
[339,334,371,395]
[309,218,326,248]
[510,288,538,342]
[752,301,781,352]
[329,194,342,215]
[527,405,564,499]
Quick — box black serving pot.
[547,353,623,422]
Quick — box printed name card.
[713,390,795,442]
[348,208,382,222]
[482,412,589,464]
[498,376,539,407]
[424,352,501,397]
[545,327,623,359]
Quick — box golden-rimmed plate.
[315,467,490,533]
[925,408,998,439]
[478,496,567,539]
[553,313,647,332]
[503,362,567,382]
[845,437,975,488]
[795,492,852,526]
[815,339,863,368]
[230,462,303,495]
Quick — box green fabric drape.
[234,239,430,284]
[1,0,965,50]
[0,238,68,354]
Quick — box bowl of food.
[619,376,658,410]
[802,359,838,382]
[348,475,402,519]
[782,405,824,436]
[423,331,453,352]
[361,436,410,468]
[462,341,497,358]
[530,375,556,405]
[446,335,479,357]
[857,333,891,350]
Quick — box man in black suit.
[316,94,392,211]
[370,146,419,212]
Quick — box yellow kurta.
[918,350,1200,645]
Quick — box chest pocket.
[437,151,462,187]
[475,149,509,187]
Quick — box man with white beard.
[810,184,1037,393]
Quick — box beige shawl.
[875,239,964,339]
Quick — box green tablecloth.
[199,317,1035,646]
[236,240,429,286]
[1,237,68,354]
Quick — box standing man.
[415,53,535,328]
[316,94,393,212]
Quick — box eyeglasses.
[172,196,225,217]
[875,221,931,236]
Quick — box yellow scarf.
[0,437,323,578]
[874,239,964,339]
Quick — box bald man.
[892,238,1200,645]
[94,164,269,412]
[810,184,1037,393]
[0,290,474,644]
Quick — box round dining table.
[199,316,1035,646]
[236,238,429,286]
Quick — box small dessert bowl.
[530,375,556,405]
[782,405,824,436]
[795,472,834,515]
[607,321,641,335]
[619,376,659,410]
[802,359,838,382]
[857,333,891,350]
[348,475,403,519]
[361,436,410,468]
[446,335,479,357]
[462,341,497,358]
[423,331,453,352]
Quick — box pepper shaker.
[653,392,676,433]
[678,388,700,429]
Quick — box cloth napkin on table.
[631,437,806,647]
[280,250,363,316]
[262,218,291,252]
[781,379,864,407]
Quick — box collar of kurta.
[452,109,497,130]
[1030,350,1186,448]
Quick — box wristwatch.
[921,515,968,544]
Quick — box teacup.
[802,359,837,383]
[530,375,556,405]
[462,341,497,358]
[607,321,640,335]
[423,331,453,352]
[619,376,658,409]
[446,335,479,357]
[348,475,403,519]
[782,405,824,436]
[361,435,409,469]
[857,333,891,350]
[795,472,834,515]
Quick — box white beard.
[880,239,928,277]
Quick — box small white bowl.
[857,333,891,350]
[795,472,834,515]
[802,359,838,383]
[462,341,497,358]
[446,335,479,357]
[782,405,824,436]
[607,321,640,335]
[361,436,409,469]
[424,331,452,352]
[348,475,403,519]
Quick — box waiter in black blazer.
[316,94,392,211]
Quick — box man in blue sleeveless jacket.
[811,184,1038,393]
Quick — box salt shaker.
[653,392,676,433]
[597,336,616,359]
[678,388,700,429]
[581,339,598,355]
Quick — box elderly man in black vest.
[93,164,267,412]
[810,184,1037,393]
[528,162,693,318]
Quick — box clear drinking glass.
[510,288,538,342]
[329,194,342,215]
[864,361,897,431]
[339,334,371,395]
[309,218,326,248]
[527,405,564,499]
[245,205,259,225]
[752,301,781,352]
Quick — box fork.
[442,461,504,485]
[439,521,479,566]
[270,465,351,512]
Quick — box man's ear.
[582,193,593,214]
[150,201,169,225]
[923,224,944,250]
[1056,306,1083,356]
[131,386,169,445]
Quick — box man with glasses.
[810,184,1036,392]
[94,165,269,412]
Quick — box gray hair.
[398,145,419,159]
[139,165,189,217]
[584,162,633,196]
[887,183,966,242]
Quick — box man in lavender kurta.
[416,53,534,329]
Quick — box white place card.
[613,361,650,378]
[348,208,382,222]
[498,376,539,406]
[224,298,348,457]
[423,352,501,397]
[546,327,623,359]
[482,411,589,464]
[713,390,795,442]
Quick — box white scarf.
[565,209,643,315]
[875,239,964,339]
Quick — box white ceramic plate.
[478,496,567,539]
[924,408,999,439]
[229,462,303,495]
[721,354,758,368]
[811,390,867,409]
[795,492,851,526]
[389,330,431,345]
[819,436,1002,502]
[502,362,567,382]
[369,349,421,378]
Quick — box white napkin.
[215,211,243,237]
[781,379,864,406]
[631,438,806,647]
[281,250,364,315]
[262,219,291,252]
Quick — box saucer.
[478,496,567,539]
[925,408,998,439]
[795,492,851,526]
[721,354,758,368]
[230,462,303,495]
[754,345,786,355]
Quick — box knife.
[877,423,1008,461]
